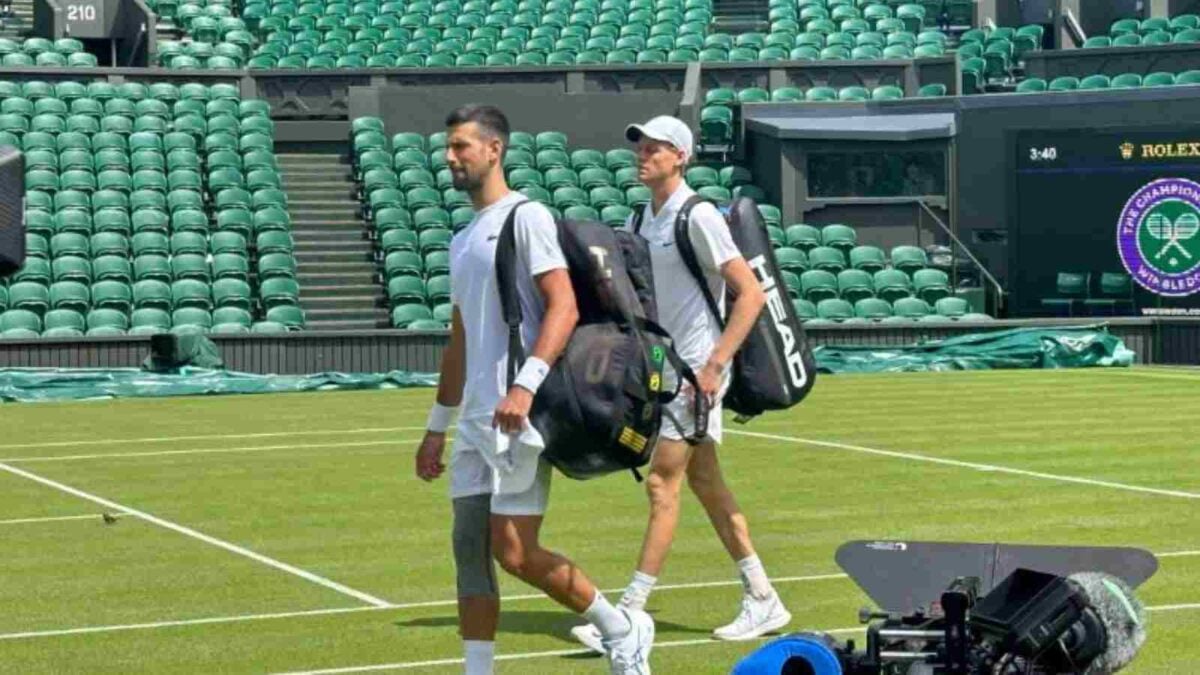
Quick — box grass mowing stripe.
[0,514,123,525]
[1,438,426,464]
[0,573,850,640]
[727,430,1200,500]
[0,461,395,609]
[0,426,427,451]
[273,603,1200,675]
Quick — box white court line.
[272,628,868,675]
[0,462,393,609]
[0,514,124,526]
[1,439,424,464]
[727,430,1200,500]
[6,557,1198,642]
[0,426,426,451]
[274,603,1200,675]
[0,573,850,641]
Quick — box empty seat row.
[794,295,991,324]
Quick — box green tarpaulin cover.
[0,326,1132,402]
[813,325,1135,374]
[0,367,437,403]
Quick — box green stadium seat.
[890,245,928,273]
[812,297,851,321]
[854,297,892,320]
[912,268,951,302]
[819,224,856,253]
[1048,76,1080,91]
[9,281,51,314]
[265,304,305,329]
[799,269,839,302]
[873,268,912,302]
[171,307,213,332]
[892,296,932,318]
[785,224,821,250]
[86,308,129,334]
[791,298,816,320]
[1111,73,1142,89]
[774,247,808,274]
[42,309,86,337]
[260,278,300,308]
[1082,272,1133,314]
[134,279,173,311]
[1079,74,1111,90]
[52,255,92,284]
[934,296,969,318]
[1016,78,1047,93]
[1041,271,1088,315]
[807,246,846,272]
[1,309,42,337]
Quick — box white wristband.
[426,403,459,433]
[513,356,550,394]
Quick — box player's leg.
[453,495,500,675]
[570,423,694,655]
[490,460,654,672]
[450,450,501,675]
[687,442,791,640]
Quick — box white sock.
[583,592,632,640]
[619,570,657,611]
[463,640,494,675]
[737,554,774,600]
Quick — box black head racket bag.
[634,195,816,421]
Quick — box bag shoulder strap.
[495,199,533,389]
[631,203,645,234]
[673,194,726,330]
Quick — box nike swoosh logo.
[661,241,674,248]
[486,235,498,241]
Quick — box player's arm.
[492,210,578,434]
[492,268,578,434]
[709,257,765,370]
[416,306,465,481]
[692,209,766,398]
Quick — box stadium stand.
[0,80,302,338]
[349,116,993,328]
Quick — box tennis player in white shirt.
[572,116,791,652]
[415,104,655,675]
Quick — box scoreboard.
[1014,127,1200,315]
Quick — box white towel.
[456,414,546,495]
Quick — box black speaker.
[0,145,25,277]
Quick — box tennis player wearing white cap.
[571,115,791,652]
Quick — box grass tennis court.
[1,368,1198,674]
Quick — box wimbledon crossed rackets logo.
[1117,178,1200,296]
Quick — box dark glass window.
[807,149,946,197]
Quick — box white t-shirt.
[449,191,567,420]
[623,183,741,368]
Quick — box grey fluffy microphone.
[1068,572,1148,674]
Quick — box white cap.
[625,115,694,160]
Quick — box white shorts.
[449,447,553,517]
[660,367,730,444]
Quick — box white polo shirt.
[623,183,741,368]
[451,192,566,492]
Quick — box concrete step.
[301,295,386,309]
[294,250,375,264]
[292,229,371,241]
[301,284,384,298]
[303,318,391,331]
[278,153,347,162]
[298,272,379,285]
[301,307,390,323]
[294,240,374,252]
[291,219,366,229]
[297,260,377,273]
[280,168,354,177]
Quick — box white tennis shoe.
[604,608,655,674]
[713,591,792,641]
